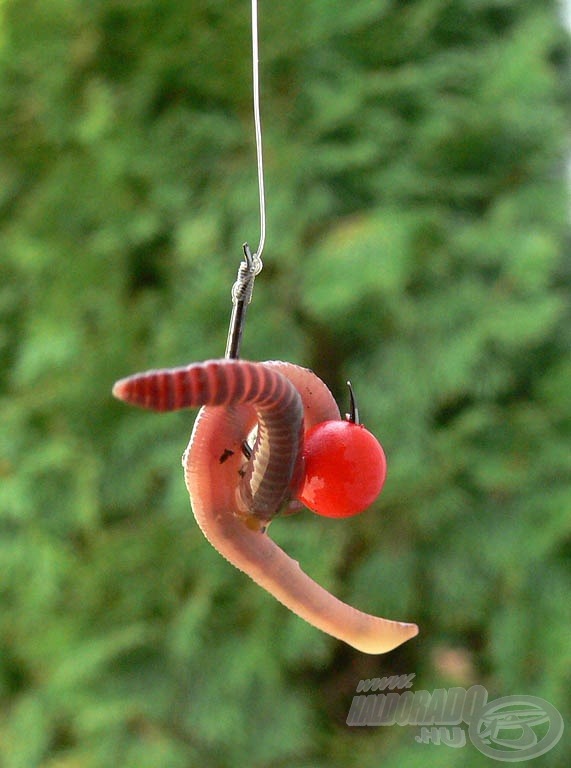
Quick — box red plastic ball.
[295,420,387,518]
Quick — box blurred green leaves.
[0,1,569,766]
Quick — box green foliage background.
[1,0,569,765]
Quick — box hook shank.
[225,243,262,359]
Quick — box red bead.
[295,420,387,518]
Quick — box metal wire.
[225,244,260,359]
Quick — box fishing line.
[251,0,266,263]
[225,0,265,359]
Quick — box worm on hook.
[113,359,418,654]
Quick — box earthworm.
[113,359,418,654]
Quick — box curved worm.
[114,359,304,521]
[113,359,418,653]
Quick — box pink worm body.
[113,359,418,654]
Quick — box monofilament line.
[224,0,265,360]
[251,0,266,263]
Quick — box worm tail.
[187,405,419,654]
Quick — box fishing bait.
[113,358,418,654]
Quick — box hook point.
[346,380,360,425]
